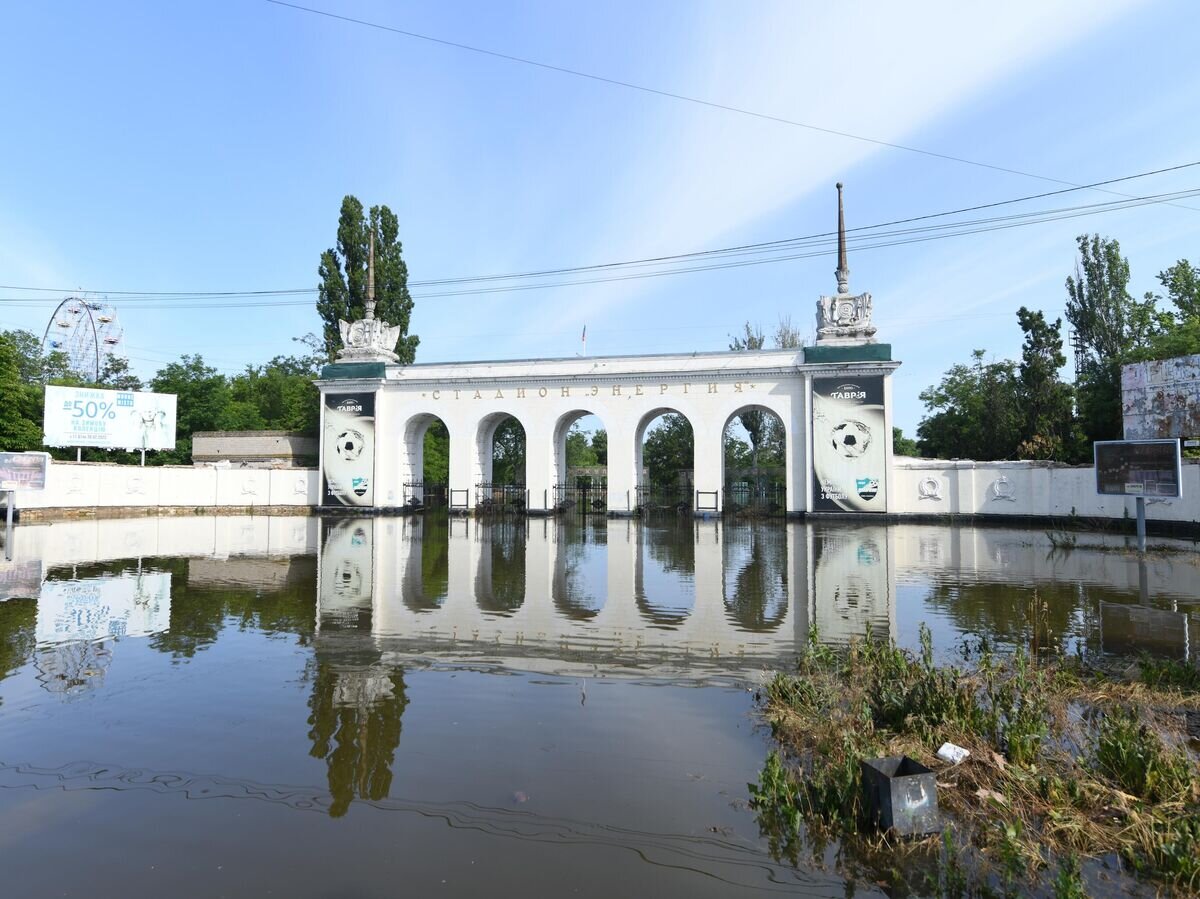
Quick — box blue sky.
[3,0,1200,435]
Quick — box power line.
[266,0,1154,197]
[3,162,1196,306]
[0,184,1195,310]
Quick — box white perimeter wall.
[8,462,320,512]
[892,458,1199,526]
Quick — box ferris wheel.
[40,296,126,382]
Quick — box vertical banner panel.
[811,376,887,513]
[322,393,377,507]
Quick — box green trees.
[0,333,42,452]
[490,418,526,484]
[917,350,1022,460]
[423,421,449,483]
[1015,307,1077,460]
[316,196,419,363]
[1064,235,1156,443]
[892,428,919,457]
[643,414,694,488]
[917,234,1200,461]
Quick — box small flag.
[581,325,587,342]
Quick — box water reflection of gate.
[312,517,901,662]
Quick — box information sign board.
[0,452,49,490]
[1094,439,1182,497]
[43,386,176,450]
[811,376,887,512]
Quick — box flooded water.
[0,514,1196,897]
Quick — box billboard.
[43,385,177,450]
[1095,439,1182,497]
[322,393,376,506]
[811,375,887,512]
[0,452,49,490]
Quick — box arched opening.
[476,412,526,513]
[552,410,608,514]
[635,408,694,514]
[722,523,788,632]
[401,413,450,509]
[475,520,526,616]
[635,522,695,629]
[722,404,786,516]
[401,515,449,614]
[553,517,606,620]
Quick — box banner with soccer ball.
[811,375,887,513]
[322,393,376,507]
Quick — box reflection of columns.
[607,423,637,514]
[789,523,810,645]
[691,521,725,638]
[604,519,638,628]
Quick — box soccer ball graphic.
[830,420,872,458]
[335,428,365,461]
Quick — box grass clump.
[1140,654,1200,693]
[1092,706,1194,802]
[750,626,1200,895]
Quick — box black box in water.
[860,756,941,836]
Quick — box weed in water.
[1091,707,1193,802]
[940,828,969,898]
[1052,854,1085,899]
[1139,654,1200,693]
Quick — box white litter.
[936,742,970,765]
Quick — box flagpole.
[581,324,587,357]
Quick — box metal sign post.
[1094,439,1182,554]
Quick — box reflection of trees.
[643,522,694,576]
[0,599,37,702]
[921,580,1091,653]
[306,646,408,818]
[554,549,602,621]
[476,521,525,616]
[636,523,695,628]
[723,525,788,632]
[150,557,317,658]
[403,515,449,613]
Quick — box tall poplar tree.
[1064,234,1154,442]
[316,196,419,363]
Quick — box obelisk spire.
[835,182,849,295]
[365,228,376,321]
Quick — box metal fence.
[402,482,448,509]
[635,484,692,515]
[724,481,787,515]
[553,480,607,514]
[475,483,528,514]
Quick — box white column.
[447,415,478,508]
[607,421,638,514]
[524,420,555,513]
[691,412,723,513]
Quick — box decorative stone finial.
[835,182,849,294]
[815,182,876,345]
[336,225,402,363]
